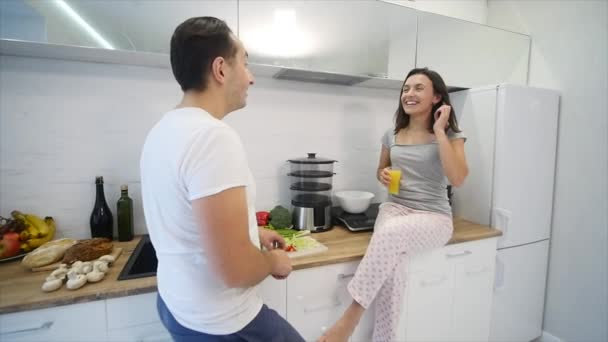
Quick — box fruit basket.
[0,211,56,262]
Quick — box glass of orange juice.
[388,167,402,195]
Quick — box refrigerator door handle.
[494,255,505,292]
[492,207,511,240]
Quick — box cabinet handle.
[465,266,491,276]
[303,299,342,313]
[445,250,472,258]
[2,321,54,335]
[420,275,447,287]
[338,273,355,280]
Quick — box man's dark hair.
[170,17,238,92]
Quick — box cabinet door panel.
[0,301,106,342]
[417,11,530,87]
[287,261,359,341]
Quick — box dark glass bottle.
[117,184,134,242]
[90,176,113,240]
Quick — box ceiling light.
[53,0,114,49]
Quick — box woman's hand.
[378,167,392,186]
[433,104,451,133]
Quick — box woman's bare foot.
[317,301,365,342]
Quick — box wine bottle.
[117,184,134,242]
[90,176,113,240]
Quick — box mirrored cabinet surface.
[416,11,530,87]
[1,0,531,89]
[238,0,417,80]
[0,0,237,53]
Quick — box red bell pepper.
[256,211,270,226]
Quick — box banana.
[11,211,50,237]
[20,242,32,253]
[26,224,40,239]
[26,217,56,249]
[19,230,30,241]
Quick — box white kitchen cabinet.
[397,237,498,342]
[0,301,106,342]
[106,292,171,342]
[106,292,160,330]
[450,240,496,341]
[286,261,358,341]
[416,11,530,88]
[399,251,455,341]
[106,321,172,342]
[258,276,287,319]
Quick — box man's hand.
[259,227,286,251]
[268,249,292,280]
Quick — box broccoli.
[269,205,292,229]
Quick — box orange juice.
[388,169,402,195]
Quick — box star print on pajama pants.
[347,202,453,342]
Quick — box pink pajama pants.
[347,202,453,342]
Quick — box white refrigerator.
[450,84,559,342]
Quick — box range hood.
[273,68,370,86]
[248,63,466,92]
[0,40,467,92]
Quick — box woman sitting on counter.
[319,67,469,342]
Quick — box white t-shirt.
[140,107,262,334]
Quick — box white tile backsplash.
[1,55,396,238]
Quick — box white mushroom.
[66,274,87,290]
[50,267,68,279]
[93,260,109,273]
[81,262,93,274]
[86,270,105,283]
[41,278,63,292]
[98,255,115,265]
[67,269,79,280]
[71,261,84,274]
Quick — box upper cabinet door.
[416,11,530,88]
[238,0,416,78]
[0,0,237,53]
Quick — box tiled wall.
[0,56,398,239]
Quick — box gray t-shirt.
[381,128,466,217]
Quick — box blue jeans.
[157,294,305,342]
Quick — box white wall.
[487,2,608,342]
[380,0,488,24]
[0,56,395,239]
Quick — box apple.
[0,232,21,259]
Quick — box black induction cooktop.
[331,202,380,232]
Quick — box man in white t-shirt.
[140,17,304,342]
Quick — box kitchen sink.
[117,235,157,281]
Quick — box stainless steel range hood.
[273,68,370,86]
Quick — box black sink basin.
[118,235,157,280]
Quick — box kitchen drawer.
[0,301,106,342]
[409,237,497,274]
[106,292,160,330]
[287,261,359,341]
[107,321,171,342]
[443,238,496,265]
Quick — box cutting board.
[31,247,123,272]
[287,237,328,258]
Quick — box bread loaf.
[21,238,78,268]
[62,238,113,264]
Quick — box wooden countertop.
[292,217,502,270]
[0,237,155,314]
[0,217,501,314]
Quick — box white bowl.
[335,191,375,214]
